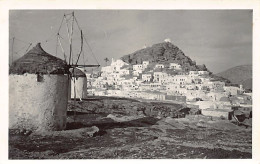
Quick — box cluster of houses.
[83,58,252,119]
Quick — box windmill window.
[37,74,44,82]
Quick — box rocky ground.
[9,97,252,159]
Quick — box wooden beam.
[70,64,100,68]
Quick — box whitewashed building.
[198,71,209,75]
[133,64,143,71]
[155,64,165,69]
[110,58,129,72]
[142,61,149,69]
[142,74,152,82]
[169,63,182,70]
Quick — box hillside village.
[84,54,252,119]
[8,10,253,159]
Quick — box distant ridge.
[217,65,252,90]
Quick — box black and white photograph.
[1,0,260,162]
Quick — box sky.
[9,10,252,73]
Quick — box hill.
[217,65,252,90]
[120,42,208,72]
[120,41,231,84]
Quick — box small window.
[37,74,44,82]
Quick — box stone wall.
[201,109,233,120]
[9,74,69,131]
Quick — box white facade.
[119,69,130,76]
[133,64,143,71]
[142,74,152,82]
[9,74,69,131]
[101,66,113,73]
[224,86,240,96]
[110,58,129,72]
[142,61,149,69]
[189,71,199,78]
[173,75,187,85]
[207,81,225,91]
[133,69,143,76]
[201,108,232,119]
[71,77,87,99]
[207,91,227,101]
[155,64,165,69]
[153,72,168,83]
[169,63,182,70]
[198,71,209,75]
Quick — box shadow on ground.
[66,116,159,132]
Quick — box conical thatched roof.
[9,43,69,75]
[69,68,86,77]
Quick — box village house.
[173,75,187,86]
[185,83,197,90]
[133,69,143,76]
[207,91,228,101]
[155,64,165,69]
[101,65,113,74]
[153,72,168,84]
[142,61,149,69]
[169,63,182,70]
[189,71,199,76]
[110,58,129,72]
[139,83,151,91]
[142,74,152,82]
[224,86,240,96]
[201,108,233,120]
[166,84,180,93]
[185,90,207,101]
[206,81,225,92]
[216,97,232,110]
[198,71,209,75]
[119,69,130,76]
[150,82,162,91]
[133,64,143,71]
[177,88,187,96]
[178,71,189,76]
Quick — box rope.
[82,34,100,65]
[57,15,65,34]
[57,34,67,62]
[74,17,100,65]
[25,43,32,53]
[14,43,30,54]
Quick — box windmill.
[10,11,100,119]
[54,12,100,118]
